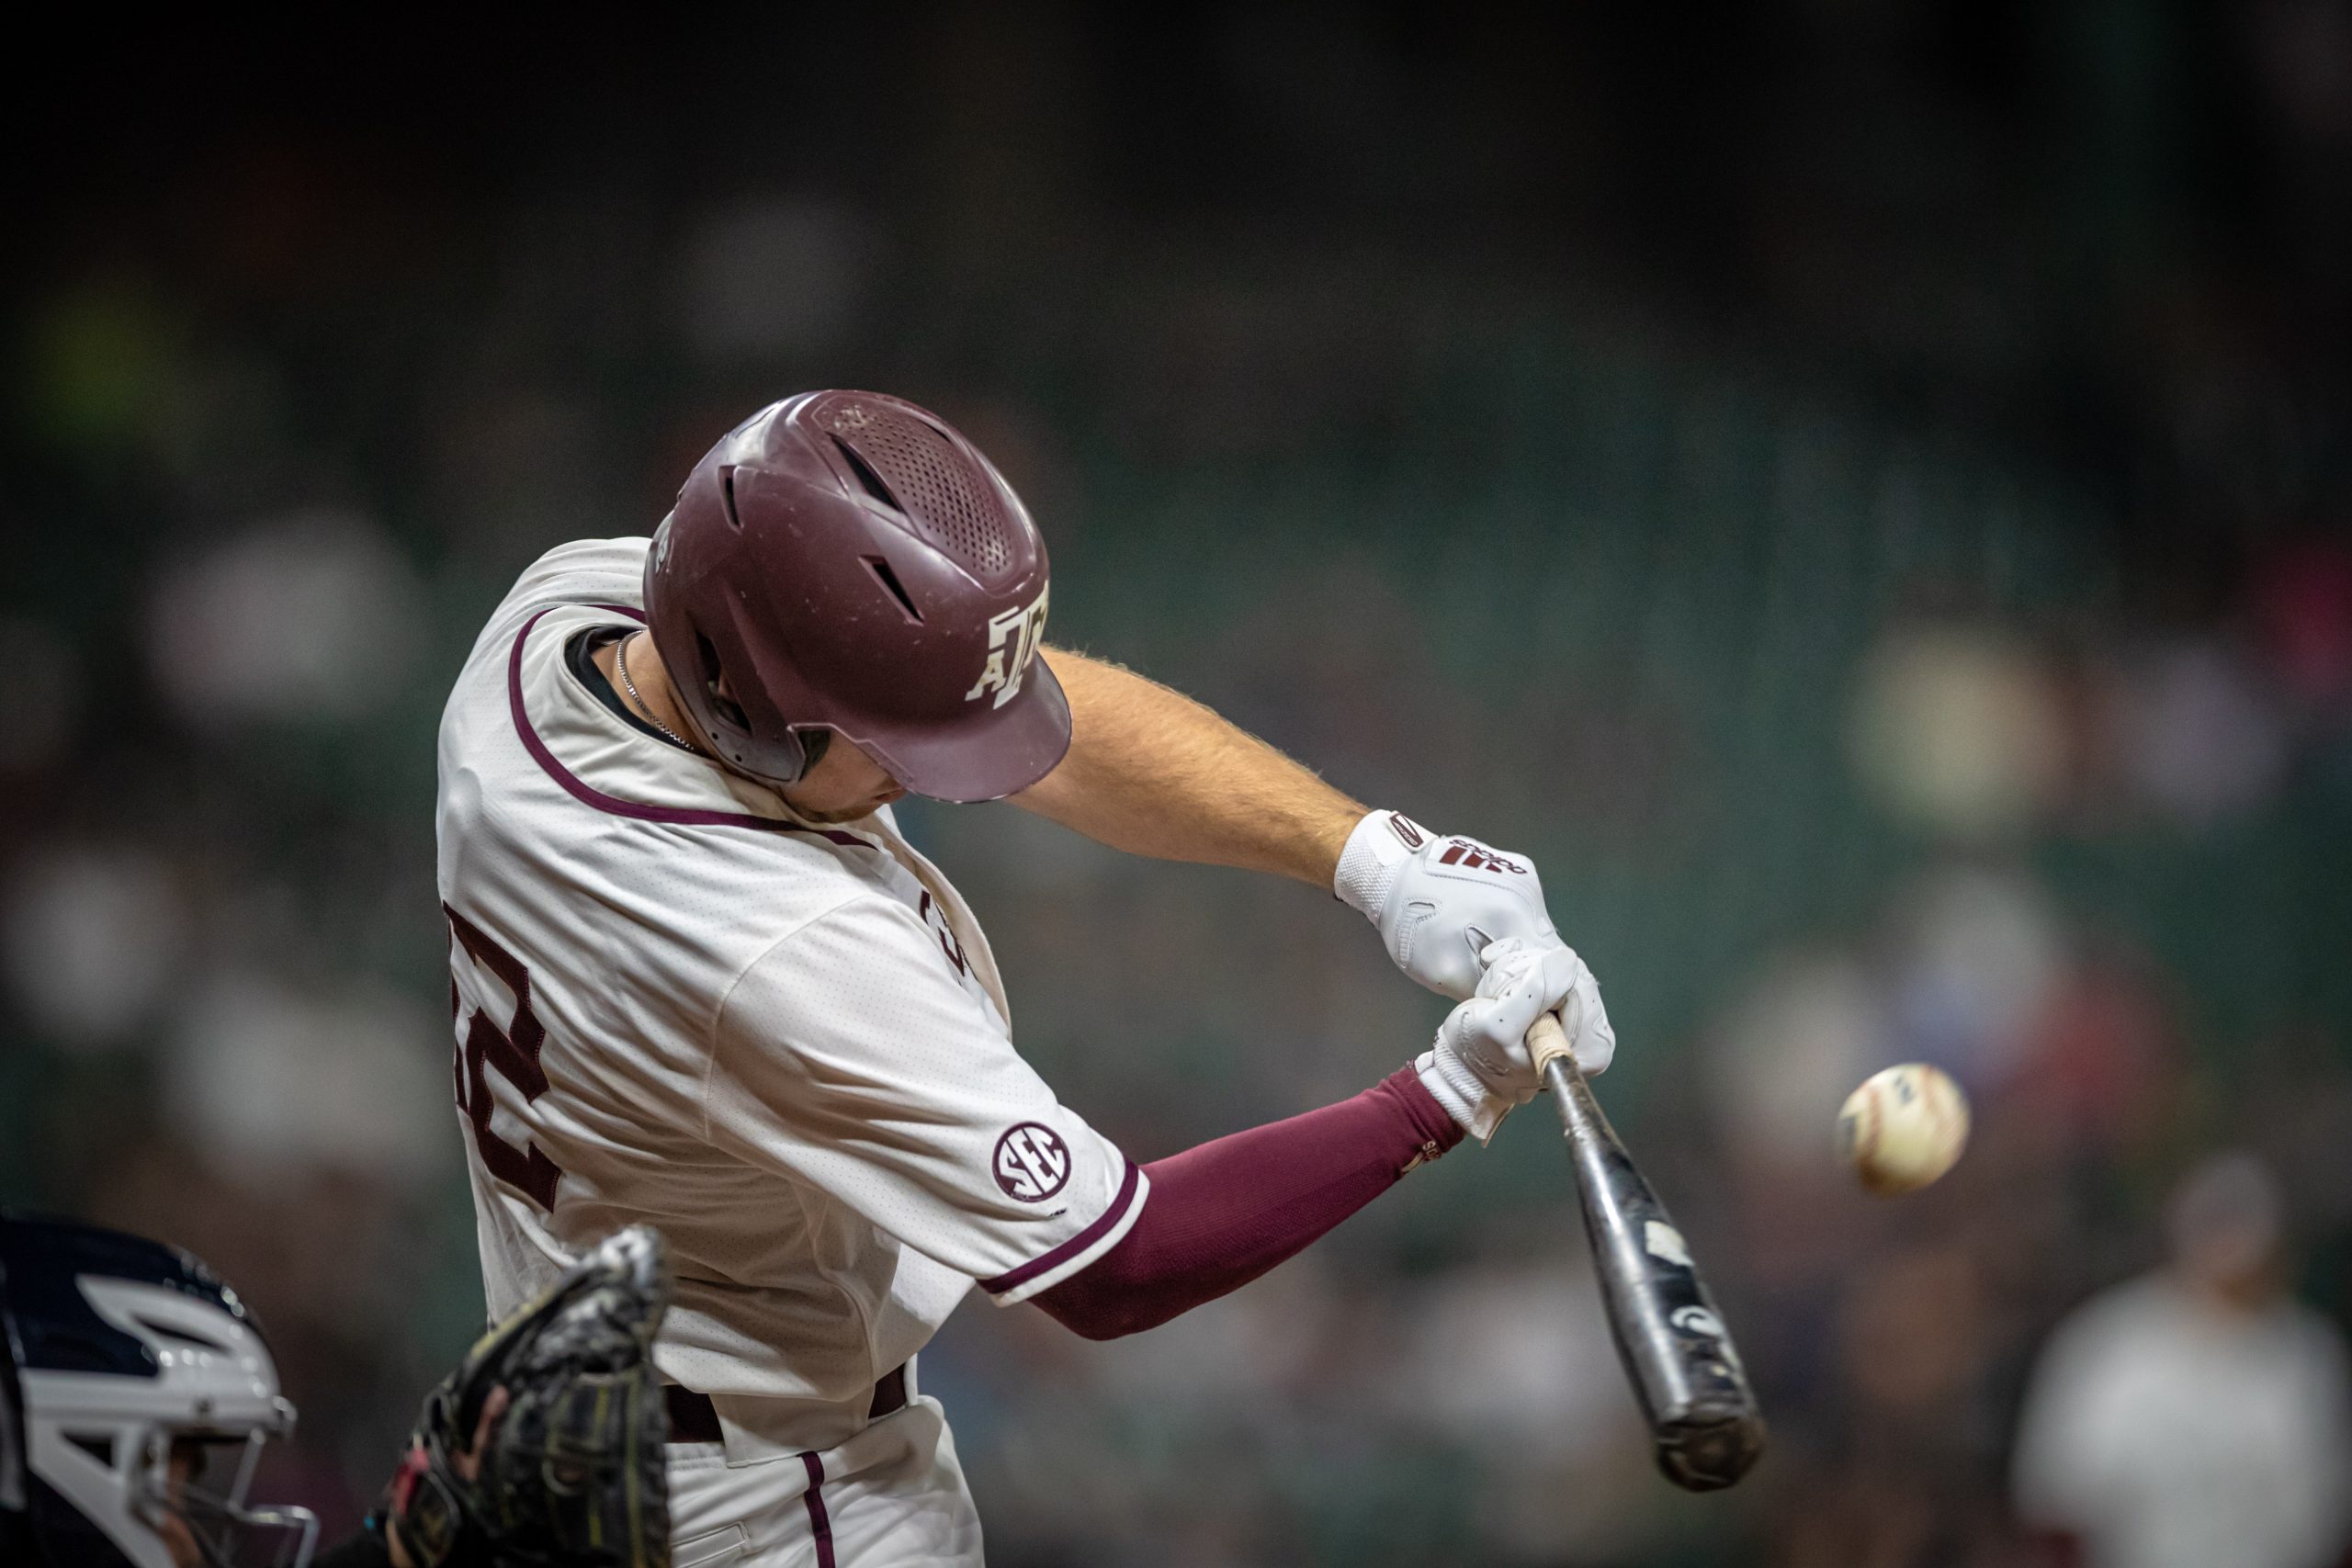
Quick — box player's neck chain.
[617,633,697,752]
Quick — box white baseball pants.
[666,1398,984,1567]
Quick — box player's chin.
[799,788,904,824]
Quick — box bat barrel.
[1542,1055,1767,1492]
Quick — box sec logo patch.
[993,1122,1071,1202]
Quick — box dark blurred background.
[7,6,2352,1564]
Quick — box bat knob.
[1653,1410,1768,1492]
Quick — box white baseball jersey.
[434,537,1147,1462]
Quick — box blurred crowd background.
[8,6,2352,1565]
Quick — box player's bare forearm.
[1010,647,1364,888]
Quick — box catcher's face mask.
[145,1434,318,1568]
[0,1216,318,1568]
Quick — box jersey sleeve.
[705,896,1148,1305]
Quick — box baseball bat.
[1526,1010,1766,1491]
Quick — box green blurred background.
[6,7,2351,1563]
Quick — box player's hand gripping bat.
[1526,1010,1766,1491]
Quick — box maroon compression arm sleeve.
[1034,1065,1464,1340]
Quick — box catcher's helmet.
[644,390,1070,803]
[0,1213,317,1568]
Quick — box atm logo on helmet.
[965,587,1050,709]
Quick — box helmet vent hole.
[831,437,902,513]
[820,399,1014,578]
[64,1431,115,1468]
[137,1316,226,1351]
[862,555,924,624]
[718,467,745,531]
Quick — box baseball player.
[0,1212,673,1568]
[435,389,1617,1563]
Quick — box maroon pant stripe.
[799,1451,835,1568]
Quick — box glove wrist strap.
[1414,1046,1512,1143]
[1334,809,1429,917]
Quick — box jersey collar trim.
[509,604,871,846]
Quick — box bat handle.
[1525,1007,1577,1076]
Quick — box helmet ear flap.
[691,633,749,731]
[691,630,821,784]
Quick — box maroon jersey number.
[443,903,563,1211]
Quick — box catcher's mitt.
[387,1225,673,1568]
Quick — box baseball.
[1837,1064,1970,1194]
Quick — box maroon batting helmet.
[643,390,1069,803]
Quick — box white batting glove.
[1417,938,1614,1142]
[1335,809,1564,1000]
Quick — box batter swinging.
[435,390,1616,1564]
